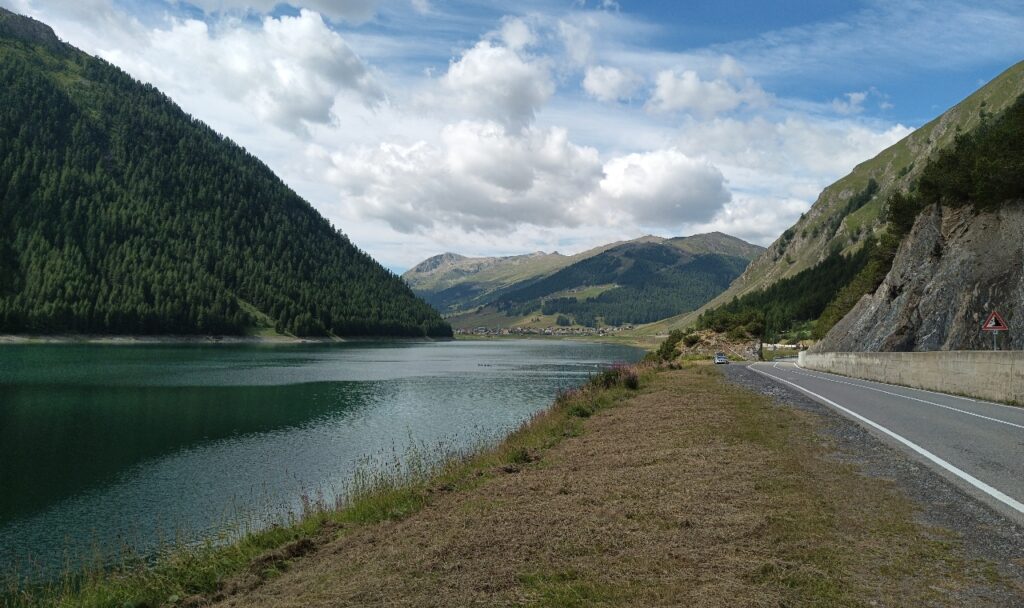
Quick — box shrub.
[569,403,594,418]
[591,369,620,389]
[655,329,685,361]
[587,364,641,391]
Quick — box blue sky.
[4,0,1023,271]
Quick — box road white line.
[750,364,1024,517]
[771,364,1024,431]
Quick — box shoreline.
[0,333,656,349]
[0,334,456,345]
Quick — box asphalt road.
[750,361,1024,524]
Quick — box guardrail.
[798,351,1023,405]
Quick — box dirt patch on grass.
[213,366,1019,607]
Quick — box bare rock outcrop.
[0,8,62,50]
[814,203,1024,352]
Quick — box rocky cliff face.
[813,203,1024,352]
[0,8,62,50]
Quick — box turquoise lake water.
[0,339,642,576]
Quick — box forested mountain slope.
[422,233,762,329]
[405,232,761,318]
[493,241,753,326]
[647,59,1024,339]
[0,9,450,338]
[403,235,670,314]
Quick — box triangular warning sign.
[982,310,1009,331]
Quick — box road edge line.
[750,364,1024,517]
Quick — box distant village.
[454,324,635,337]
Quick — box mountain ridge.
[404,232,763,318]
[404,233,763,330]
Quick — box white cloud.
[499,17,535,51]
[675,115,910,178]
[184,0,380,23]
[326,124,732,236]
[593,149,730,226]
[441,40,554,129]
[105,10,382,132]
[327,121,602,233]
[831,91,868,115]
[582,65,642,102]
[410,0,430,14]
[647,66,767,117]
[558,18,593,67]
[687,195,810,245]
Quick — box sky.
[4,0,1024,272]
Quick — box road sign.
[982,311,1009,332]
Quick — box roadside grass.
[226,363,1009,607]
[502,365,1005,607]
[691,364,1000,606]
[2,364,653,608]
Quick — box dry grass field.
[207,365,1015,607]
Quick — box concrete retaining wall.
[798,351,1024,405]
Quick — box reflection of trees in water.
[0,381,374,523]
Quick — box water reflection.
[0,340,641,574]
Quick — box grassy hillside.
[403,251,574,313]
[644,59,1024,336]
[0,9,450,338]
[407,233,762,318]
[493,242,750,326]
[444,235,761,330]
[665,231,764,259]
[403,235,675,313]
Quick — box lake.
[0,339,642,576]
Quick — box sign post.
[981,310,1009,351]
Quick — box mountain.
[404,250,574,313]
[402,234,677,313]
[646,59,1024,340]
[812,90,1024,351]
[492,239,755,326]
[404,233,763,329]
[0,8,450,338]
[664,232,765,259]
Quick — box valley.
[2,3,1023,607]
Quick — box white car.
[714,353,729,364]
